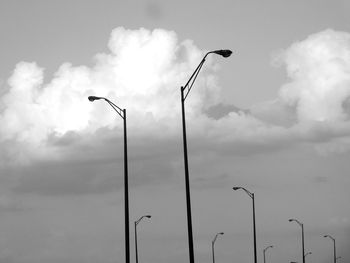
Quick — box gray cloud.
[205,102,249,120]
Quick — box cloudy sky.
[0,0,350,263]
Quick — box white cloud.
[0,27,221,163]
[2,28,350,164]
[278,29,350,122]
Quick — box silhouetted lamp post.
[324,235,336,263]
[212,232,224,263]
[88,95,130,263]
[263,245,273,263]
[232,187,257,263]
[289,218,305,263]
[180,49,232,263]
[135,215,151,263]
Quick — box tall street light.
[232,187,257,263]
[88,95,130,263]
[180,49,232,263]
[289,218,305,263]
[263,245,273,263]
[135,215,151,263]
[212,232,224,263]
[324,235,336,263]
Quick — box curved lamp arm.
[88,96,125,119]
[182,49,232,101]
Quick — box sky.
[0,0,350,263]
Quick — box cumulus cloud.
[213,29,350,153]
[1,27,350,164]
[277,29,350,122]
[0,27,221,163]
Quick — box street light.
[135,215,151,263]
[263,245,273,263]
[232,187,257,263]
[324,235,336,263]
[88,95,130,263]
[304,252,312,258]
[180,49,232,263]
[289,218,305,263]
[212,232,224,263]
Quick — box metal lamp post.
[212,232,224,263]
[289,219,305,263]
[324,235,336,263]
[180,49,232,263]
[135,215,151,263]
[88,95,130,263]
[263,245,273,263]
[232,187,257,263]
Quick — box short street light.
[180,49,232,263]
[289,219,305,263]
[263,245,273,263]
[212,232,224,263]
[232,187,257,263]
[135,215,151,263]
[324,235,336,263]
[88,95,130,263]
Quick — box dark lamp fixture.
[88,96,103,102]
[212,49,232,58]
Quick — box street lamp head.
[88,96,103,102]
[212,49,233,58]
[264,245,273,252]
[289,219,294,222]
[219,232,224,235]
[232,187,241,191]
[145,215,152,219]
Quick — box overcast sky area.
[0,0,350,263]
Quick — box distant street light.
[232,187,257,263]
[263,245,273,263]
[180,49,232,263]
[135,215,151,263]
[88,95,130,263]
[212,232,224,263]
[304,252,312,258]
[289,219,305,263]
[324,235,336,263]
